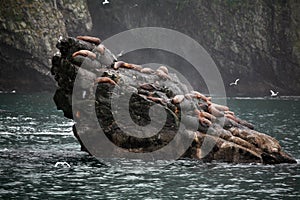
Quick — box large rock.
[51,36,296,164]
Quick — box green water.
[0,94,299,199]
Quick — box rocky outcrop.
[51,36,296,164]
[0,0,92,92]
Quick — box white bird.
[54,162,71,168]
[131,4,138,8]
[229,78,239,86]
[102,0,109,5]
[116,50,124,58]
[11,90,16,93]
[58,35,63,42]
[54,50,61,56]
[82,90,87,99]
[270,90,279,97]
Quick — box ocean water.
[0,93,299,199]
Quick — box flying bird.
[117,50,124,58]
[270,90,279,97]
[54,162,71,168]
[229,78,239,86]
[102,0,109,5]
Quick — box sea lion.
[113,61,142,71]
[158,66,169,74]
[208,104,224,117]
[76,36,101,45]
[95,77,117,86]
[195,109,216,121]
[72,50,96,60]
[95,44,106,55]
[156,69,171,80]
[171,95,185,104]
[147,96,167,105]
[211,103,229,111]
[75,111,80,118]
[140,68,155,74]
[198,116,212,126]
[225,114,254,129]
[139,83,159,91]
[224,110,235,116]
[113,61,125,70]
[191,91,211,102]
[194,109,213,126]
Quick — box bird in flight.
[270,90,279,97]
[229,78,239,86]
[54,162,71,168]
[102,0,109,5]
[117,50,124,58]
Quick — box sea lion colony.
[51,35,296,164]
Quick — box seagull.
[54,50,61,56]
[116,50,124,58]
[270,90,279,97]
[55,162,71,168]
[58,35,63,42]
[131,4,138,8]
[102,0,109,5]
[229,78,239,86]
[82,90,87,99]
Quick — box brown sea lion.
[211,103,229,111]
[158,66,169,74]
[95,77,117,86]
[225,114,254,129]
[171,95,185,104]
[113,61,142,71]
[140,68,155,74]
[156,69,171,80]
[76,36,101,45]
[139,83,159,91]
[195,109,216,121]
[194,109,213,126]
[147,96,167,105]
[191,91,211,102]
[75,111,80,118]
[224,110,235,116]
[72,50,96,60]
[208,104,224,117]
[95,44,106,55]
[199,116,212,126]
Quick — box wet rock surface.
[0,0,92,92]
[51,36,296,164]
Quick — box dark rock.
[51,36,297,164]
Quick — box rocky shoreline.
[51,36,296,164]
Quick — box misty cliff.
[0,0,92,92]
[87,0,300,96]
[1,0,300,96]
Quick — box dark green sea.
[0,93,299,199]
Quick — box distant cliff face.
[88,0,300,96]
[0,0,92,92]
[1,0,299,96]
